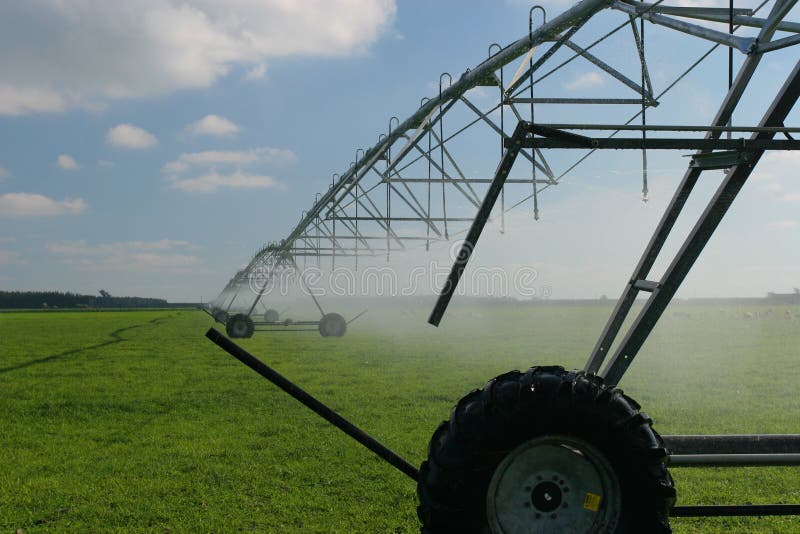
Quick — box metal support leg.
[429,122,527,326]
[225,292,237,313]
[206,329,419,481]
[584,0,790,375]
[289,256,326,318]
[600,58,800,386]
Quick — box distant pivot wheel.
[417,366,675,533]
[264,308,279,322]
[318,312,346,337]
[226,313,255,339]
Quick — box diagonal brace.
[429,122,527,326]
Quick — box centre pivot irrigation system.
[206,0,800,530]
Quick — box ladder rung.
[633,279,659,292]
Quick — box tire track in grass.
[0,315,170,374]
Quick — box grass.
[1,304,800,532]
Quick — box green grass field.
[2,304,800,532]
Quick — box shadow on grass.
[0,316,168,374]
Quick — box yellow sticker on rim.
[583,492,602,512]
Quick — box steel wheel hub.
[487,435,621,533]
[232,321,247,336]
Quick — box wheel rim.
[320,313,345,337]
[486,435,621,533]
[231,320,247,337]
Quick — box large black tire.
[417,366,674,533]
[226,313,255,338]
[318,312,346,337]
[264,308,279,322]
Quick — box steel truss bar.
[314,219,351,254]
[629,15,655,100]
[508,97,654,104]
[326,205,374,253]
[332,166,443,240]
[521,137,800,150]
[611,1,757,52]
[216,0,800,318]
[245,0,611,272]
[758,32,800,52]
[505,22,588,95]
[535,41,723,199]
[459,95,556,181]
[330,172,385,215]
[385,178,554,184]
[585,0,791,377]
[330,217,477,222]
[396,177,444,233]
[629,5,754,18]
[323,165,436,239]
[245,272,277,316]
[328,96,460,220]
[289,247,387,252]
[381,103,483,181]
[345,182,404,249]
[409,143,481,208]
[520,0,674,95]
[515,0,777,208]
[387,181,445,238]
[295,235,446,241]
[287,255,326,317]
[494,97,559,183]
[600,57,800,386]
[429,122,528,326]
[623,0,800,33]
[536,123,800,132]
[425,127,482,205]
[290,252,376,258]
[562,39,654,100]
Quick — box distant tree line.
[0,291,169,309]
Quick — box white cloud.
[767,220,798,229]
[245,63,267,80]
[107,124,158,149]
[0,84,66,115]
[759,183,783,194]
[0,192,87,217]
[162,147,296,173]
[784,193,800,201]
[0,250,24,265]
[46,238,202,271]
[47,238,194,254]
[751,151,800,181]
[167,170,280,193]
[565,72,605,91]
[185,114,240,137]
[465,86,490,100]
[57,154,79,170]
[0,1,396,114]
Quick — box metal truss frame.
[204,0,800,521]
[210,0,800,329]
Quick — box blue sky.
[1,0,798,302]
